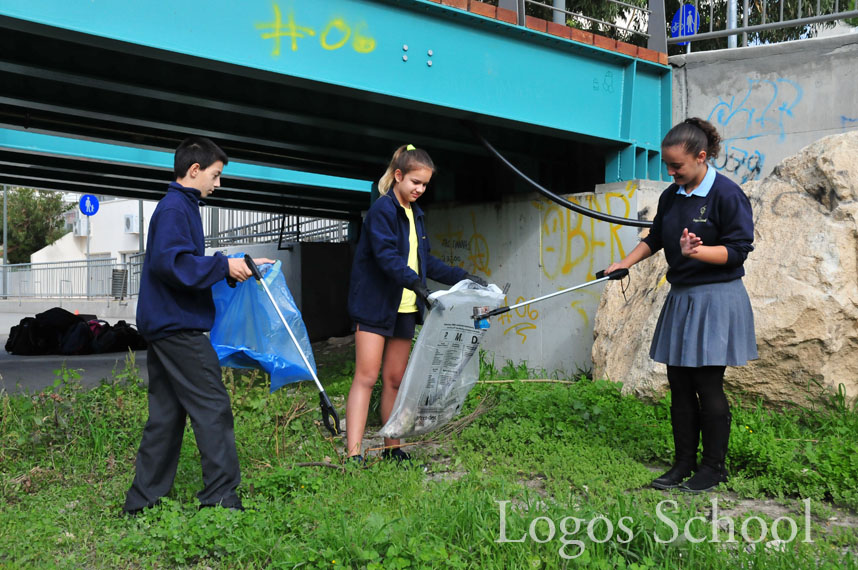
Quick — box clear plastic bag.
[210,255,316,392]
[378,280,505,439]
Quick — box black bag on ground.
[5,317,42,355]
[34,307,84,354]
[93,320,147,353]
[59,320,94,355]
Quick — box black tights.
[667,365,730,415]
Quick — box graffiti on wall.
[433,212,492,277]
[496,295,539,344]
[256,4,376,56]
[532,183,635,282]
[706,77,803,184]
[430,183,637,345]
[842,115,858,129]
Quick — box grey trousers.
[123,331,241,511]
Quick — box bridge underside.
[0,0,670,217]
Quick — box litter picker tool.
[472,268,629,328]
[244,255,341,437]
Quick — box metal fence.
[0,215,348,299]
[204,211,349,248]
[0,257,124,299]
[522,0,653,41]
[202,208,352,245]
[500,1,858,51]
[667,0,858,48]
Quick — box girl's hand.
[603,262,628,275]
[680,228,702,257]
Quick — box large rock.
[593,131,858,407]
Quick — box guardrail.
[0,258,131,299]
[205,213,349,248]
[667,0,858,48]
[521,0,652,42]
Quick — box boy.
[123,136,271,514]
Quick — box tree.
[0,187,73,264]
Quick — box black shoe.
[680,464,727,493]
[347,454,365,466]
[122,499,160,518]
[381,448,412,463]
[651,463,695,490]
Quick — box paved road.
[0,312,148,394]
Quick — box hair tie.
[406,144,416,151]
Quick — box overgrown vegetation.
[1,346,856,568]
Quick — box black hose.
[468,123,654,228]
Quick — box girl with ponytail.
[604,118,757,493]
[345,145,487,464]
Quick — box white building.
[32,196,156,264]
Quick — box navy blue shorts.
[355,312,417,340]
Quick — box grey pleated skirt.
[650,279,758,367]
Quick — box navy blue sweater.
[642,172,754,286]
[348,193,467,329]
[136,182,229,341]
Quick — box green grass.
[0,347,856,569]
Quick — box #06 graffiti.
[256,4,376,56]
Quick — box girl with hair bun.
[345,144,487,464]
[604,118,757,492]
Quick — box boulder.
[593,130,858,407]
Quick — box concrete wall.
[671,32,858,185]
[425,180,663,376]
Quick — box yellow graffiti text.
[256,5,376,56]
[533,185,634,281]
[500,295,538,344]
[468,212,492,277]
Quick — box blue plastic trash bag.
[210,254,316,392]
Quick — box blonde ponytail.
[378,144,436,195]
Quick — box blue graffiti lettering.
[841,115,858,129]
[706,77,802,183]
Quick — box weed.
[1,348,856,568]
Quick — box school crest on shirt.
[693,205,708,223]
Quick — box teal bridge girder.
[0,0,671,217]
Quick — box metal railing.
[0,257,121,299]
[667,0,858,48]
[0,217,348,299]
[523,0,652,41]
[127,252,145,297]
[204,211,349,247]
[279,216,350,244]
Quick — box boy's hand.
[228,257,253,282]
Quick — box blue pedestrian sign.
[79,194,99,216]
[671,4,700,47]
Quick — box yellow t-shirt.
[398,206,419,313]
